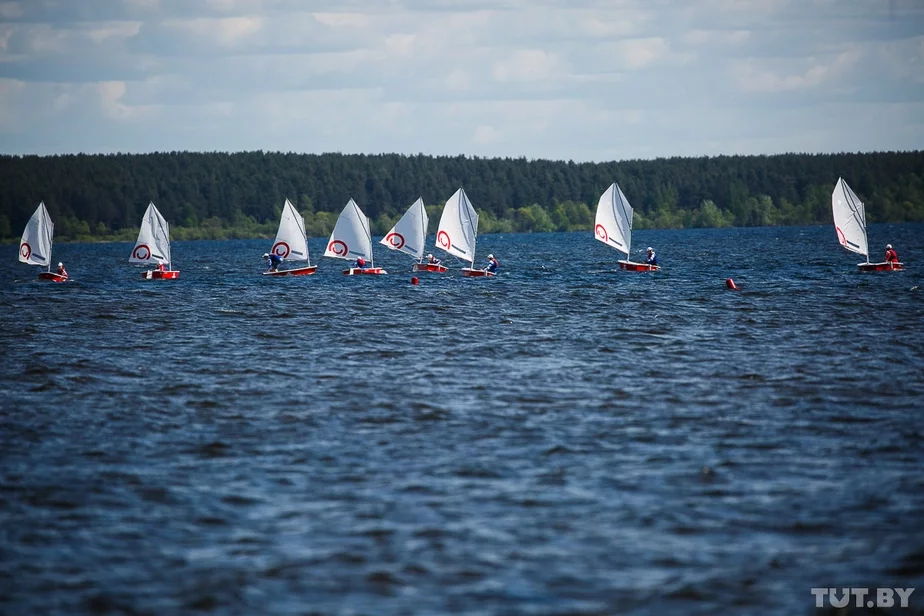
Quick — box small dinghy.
[594,182,660,272]
[324,199,387,275]
[412,262,448,273]
[20,202,68,282]
[832,177,903,271]
[263,199,317,276]
[383,197,447,273]
[436,187,494,277]
[131,202,179,280]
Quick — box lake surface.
[1,224,923,615]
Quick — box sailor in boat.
[485,254,499,274]
[263,252,282,272]
[885,244,900,264]
[353,257,368,270]
[645,247,659,267]
[56,262,68,278]
[426,253,441,266]
[156,261,167,272]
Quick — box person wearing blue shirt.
[263,252,283,272]
[353,257,368,269]
[485,254,499,273]
[425,253,441,266]
[645,247,659,266]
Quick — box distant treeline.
[1,150,922,242]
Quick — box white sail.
[19,202,54,267]
[593,182,633,257]
[435,188,479,264]
[380,197,428,261]
[324,198,374,263]
[271,198,310,263]
[831,177,868,258]
[130,202,172,266]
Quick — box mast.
[467,188,477,267]
[419,201,427,264]
[302,213,312,268]
[46,202,53,272]
[368,216,374,268]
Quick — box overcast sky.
[0,0,922,162]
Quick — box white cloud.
[0,24,13,51]
[580,15,642,39]
[492,49,567,83]
[312,12,373,29]
[384,33,416,57]
[473,124,499,145]
[0,77,26,129]
[616,37,671,70]
[164,16,264,47]
[87,21,142,44]
[683,29,751,46]
[97,80,153,120]
[442,69,474,92]
[733,51,860,93]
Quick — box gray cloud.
[0,0,921,159]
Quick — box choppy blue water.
[1,224,923,615]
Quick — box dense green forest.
[1,150,922,242]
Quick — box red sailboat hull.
[858,261,903,272]
[343,267,387,276]
[143,270,180,280]
[263,265,318,276]
[412,263,448,273]
[618,260,661,272]
[461,268,495,278]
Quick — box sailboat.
[832,177,903,272]
[436,187,491,277]
[130,202,179,280]
[19,201,67,282]
[324,199,387,275]
[593,182,660,272]
[263,198,317,276]
[381,197,445,273]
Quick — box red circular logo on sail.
[272,241,290,258]
[133,244,151,260]
[437,231,451,250]
[20,242,31,259]
[327,240,348,256]
[384,232,405,249]
[595,224,608,242]
[835,226,846,247]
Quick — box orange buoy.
[411,277,419,285]
[726,278,738,290]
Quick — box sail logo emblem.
[272,241,290,258]
[19,242,31,259]
[437,231,451,251]
[327,240,348,256]
[835,227,846,247]
[383,232,405,249]
[594,224,608,242]
[133,244,151,260]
